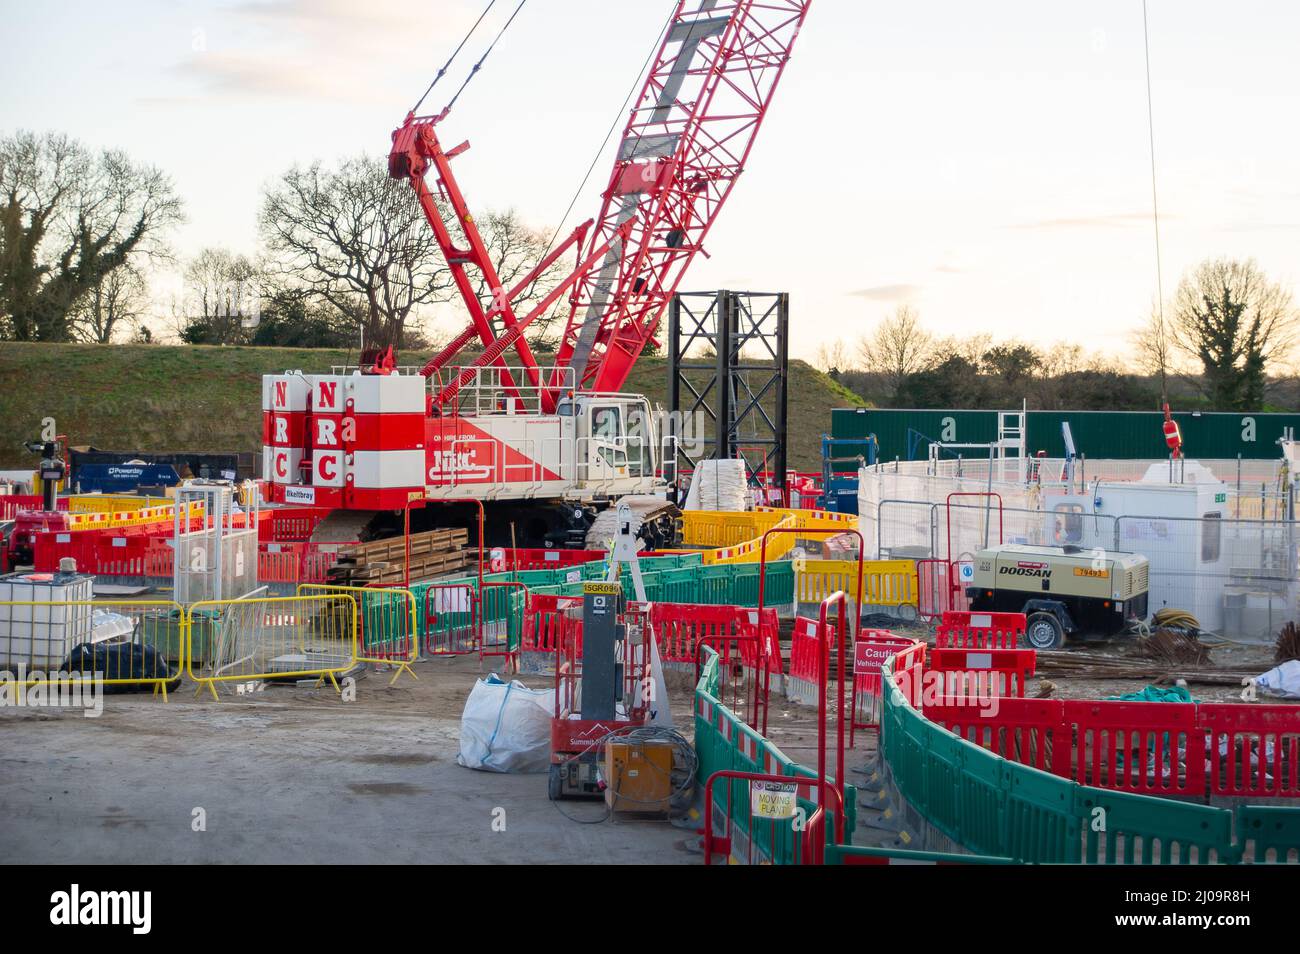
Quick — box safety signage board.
[751,780,798,819]
[854,640,901,677]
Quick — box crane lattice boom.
[390,0,810,412]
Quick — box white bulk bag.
[684,458,747,512]
[457,674,554,773]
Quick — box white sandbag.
[684,458,747,512]
[1254,660,1300,699]
[457,674,555,773]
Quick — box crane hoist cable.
[523,0,678,303]
[410,0,499,115]
[1142,0,1169,404]
[437,0,530,120]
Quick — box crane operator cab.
[557,394,657,487]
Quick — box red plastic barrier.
[261,505,334,543]
[650,602,777,665]
[489,548,605,571]
[916,559,967,621]
[1061,700,1206,797]
[521,594,583,655]
[924,697,1067,775]
[424,583,479,656]
[928,646,1036,700]
[32,529,347,584]
[936,610,1025,649]
[786,615,824,706]
[786,473,821,510]
[1200,704,1300,799]
[145,544,174,577]
[890,641,927,708]
[701,769,838,865]
[33,530,176,578]
[256,542,349,584]
[257,547,300,583]
[0,495,65,520]
[30,519,186,572]
[922,687,1300,800]
[693,631,778,736]
[850,630,922,745]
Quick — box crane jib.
[394,0,811,406]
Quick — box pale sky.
[3,0,1298,363]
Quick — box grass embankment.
[0,342,862,471]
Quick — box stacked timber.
[326,529,470,585]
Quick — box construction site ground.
[0,656,703,865]
[0,625,1280,864]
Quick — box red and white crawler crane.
[260,0,811,547]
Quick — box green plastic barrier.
[826,845,1015,865]
[410,578,475,643]
[1236,805,1300,864]
[506,586,528,651]
[694,647,856,865]
[1003,763,1079,864]
[876,654,1271,866]
[1077,789,1234,865]
[955,742,1009,858]
[697,564,734,604]
[659,566,700,604]
[478,581,517,632]
[355,587,414,658]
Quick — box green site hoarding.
[830,408,1300,463]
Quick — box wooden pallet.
[326,529,471,586]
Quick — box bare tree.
[0,131,182,341]
[259,155,454,351]
[1168,258,1296,410]
[1028,342,1087,409]
[459,207,567,346]
[69,262,148,343]
[814,338,852,374]
[1131,302,1173,403]
[172,248,260,345]
[856,304,933,398]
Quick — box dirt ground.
[0,623,1287,865]
[852,613,1285,703]
[0,656,703,865]
[1025,637,1280,703]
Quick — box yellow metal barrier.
[0,600,186,701]
[701,513,797,564]
[684,506,867,566]
[687,507,862,565]
[298,584,418,685]
[680,509,788,549]
[186,595,357,700]
[758,505,860,532]
[793,559,918,608]
[63,500,205,532]
[65,494,172,513]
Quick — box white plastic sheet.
[1254,660,1300,699]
